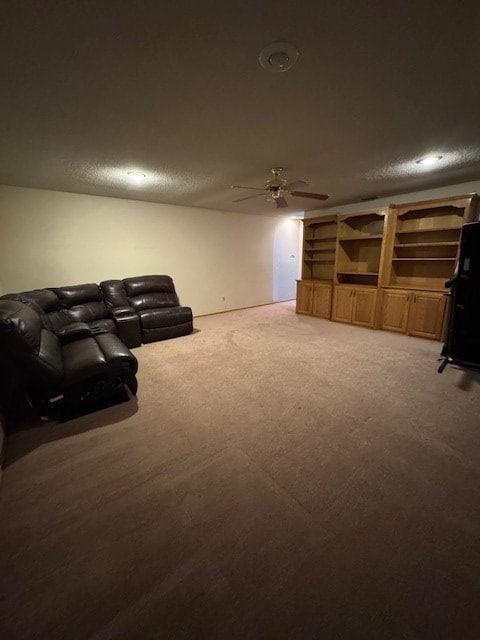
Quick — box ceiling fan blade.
[285,180,307,190]
[275,197,288,209]
[231,185,265,191]
[233,192,265,203]
[290,191,329,201]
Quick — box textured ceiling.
[1,0,480,215]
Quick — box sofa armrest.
[57,322,92,344]
[109,306,136,319]
[110,309,142,348]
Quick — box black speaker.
[440,222,480,370]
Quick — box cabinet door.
[407,292,446,340]
[296,281,313,314]
[352,288,377,328]
[312,283,332,319]
[381,289,410,333]
[332,287,353,323]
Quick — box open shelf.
[310,264,336,280]
[394,241,458,248]
[385,199,477,292]
[337,271,379,276]
[302,215,338,282]
[304,235,337,242]
[392,257,456,262]
[388,252,456,290]
[396,225,462,234]
[334,210,386,287]
[338,212,385,238]
[337,272,379,286]
[338,234,383,241]
[336,240,382,280]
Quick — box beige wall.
[306,179,480,217]
[0,185,299,316]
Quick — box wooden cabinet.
[296,280,313,314]
[407,291,446,340]
[312,282,332,318]
[380,288,447,340]
[296,280,332,317]
[332,286,353,323]
[352,288,377,327]
[332,286,377,328]
[380,288,411,333]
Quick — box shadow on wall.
[273,218,302,301]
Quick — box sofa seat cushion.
[138,306,192,329]
[142,322,193,343]
[62,334,137,387]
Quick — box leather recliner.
[1,284,141,348]
[0,299,138,419]
[101,275,193,343]
[51,283,117,335]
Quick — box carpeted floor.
[1,301,480,639]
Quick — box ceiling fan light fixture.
[259,42,299,73]
[231,168,328,208]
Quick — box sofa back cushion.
[100,280,130,309]
[52,283,108,324]
[20,289,70,332]
[123,276,179,311]
[22,289,60,313]
[0,289,70,333]
[0,300,63,392]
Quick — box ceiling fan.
[231,167,329,209]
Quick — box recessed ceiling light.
[416,155,443,166]
[127,171,146,184]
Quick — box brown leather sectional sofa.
[0,275,193,421]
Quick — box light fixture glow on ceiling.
[127,171,147,184]
[416,155,443,166]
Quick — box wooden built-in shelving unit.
[377,195,479,339]
[297,215,338,319]
[296,194,479,340]
[302,215,338,282]
[330,208,389,327]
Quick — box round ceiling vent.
[259,42,299,73]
